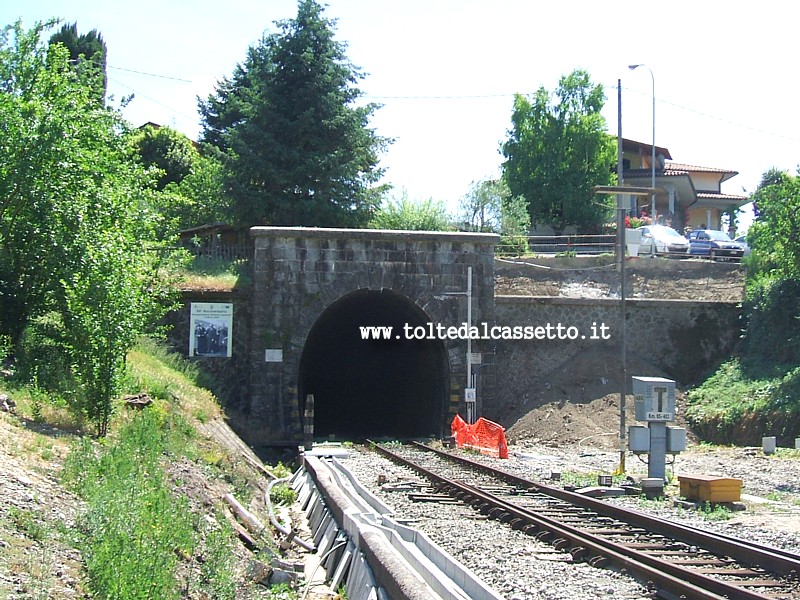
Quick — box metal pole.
[628,64,656,249]
[616,80,627,475]
[303,394,314,452]
[650,68,656,228]
[466,266,474,423]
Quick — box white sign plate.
[264,349,283,362]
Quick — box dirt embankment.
[495,256,745,302]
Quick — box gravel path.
[336,441,800,600]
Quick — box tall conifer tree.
[199,0,389,227]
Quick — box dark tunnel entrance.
[298,289,450,440]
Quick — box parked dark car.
[687,229,746,261]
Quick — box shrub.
[63,410,196,599]
[269,482,297,506]
[16,313,76,394]
[743,275,800,371]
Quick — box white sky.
[4,1,799,228]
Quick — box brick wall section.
[487,295,741,419]
[247,227,500,445]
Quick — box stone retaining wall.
[485,295,741,417]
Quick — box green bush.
[269,482,297,506]
[496,234,530,258]
[63,410,196,599]
[686,359,800,444]
[743,275,800,371]
[16,312,76,394]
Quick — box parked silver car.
[637,225,690,255]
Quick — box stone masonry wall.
[486,296,741,419]
[246,227,500,445]
[165,290,252,411]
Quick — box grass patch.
[697,502,732,521]
[557,470,624,489]
[125,338,223,425]
[269,482,298,506]
[176,255,251,291]
[62,410,198,599]
[8,507,47,542]
[686,358,800,445]
[3,337,283,599]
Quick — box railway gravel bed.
[336,442,800,599]
[340,446,653,600]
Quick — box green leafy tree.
[748,168,800,278]
[199,0,389,227]
[64,222,171,436]
[369,191,452,231]
[459,178,506,232]
[499,193,531,257]
[458,179,531,254]
[502,69,616,235]
[0,21,176,434]
[161,152,230,230]
[741,168,800,370]
[129,124,198,190]
[48,21,107,104]
[0,19,104,343]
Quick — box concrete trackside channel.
[297,451,503,600]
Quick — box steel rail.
[412,441,800,576]
[370,441,793,600]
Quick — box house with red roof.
[620,138,748,234]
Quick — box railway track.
[368,440,800,600]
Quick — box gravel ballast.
[332,442,800,600]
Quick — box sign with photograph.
[189,303,232,358]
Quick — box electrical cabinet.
[633,376,675,422]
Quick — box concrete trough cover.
[301,455,504,600]
[305,444,351,458]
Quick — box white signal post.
[465,266,475,423]
[443,265,476,424]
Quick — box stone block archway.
[244,227,499,445]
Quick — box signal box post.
[629,377,686,482]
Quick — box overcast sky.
[4,1,798,227]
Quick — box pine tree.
[49,22,107,104]
[199,0,389,227]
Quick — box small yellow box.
[678,474,743,503]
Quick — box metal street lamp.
[628,64,656,237]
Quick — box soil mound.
[500,347,687,449]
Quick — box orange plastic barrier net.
[450,415,509,459]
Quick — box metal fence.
[497,234,616,257]
[185,244,251,261]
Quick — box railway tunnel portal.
[244,227,499,445]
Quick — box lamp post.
[628,64,656,233]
